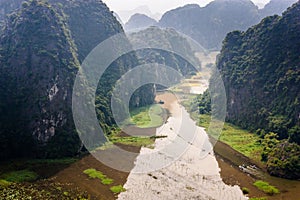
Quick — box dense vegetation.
[129,105,164,128]
[128,26,199,78]
[0,181,90,199]
[253,180,279,195]
[0,0,24,24]
[159,0,297,50]
[0,0,81,159]
[0,0,156,160]
[197,2,300,179]
[2,0,297,51]
[0,0,201,160]
[217,2,300,143]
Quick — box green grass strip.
[130,104,164,128]
[83,168,114,185]
[253,180,280,195]
[198,114,263,163]
[110,185,126,194]
[1,170,38,183]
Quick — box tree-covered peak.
[214,1,300,179]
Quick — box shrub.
[265,141,300,179]
[253,180,279,195]
[249,198,267,200]
[110,185,126,194]
[242,187,250,194]
[1,170,38,183]
[83,168,114,185]
[101,178,114,185]
[0,179,11,187]
[83,168,105,179]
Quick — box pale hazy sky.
[103,0,270,14]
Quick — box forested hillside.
[0,0,155,160]
[128,26,199,77]
[217,2,300,143]
[0,0,81,159]
[206,2,300,179]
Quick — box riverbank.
[214,137,300,200]
[1,89,298,199]
[0,152,137,199]
[214,141,267,198]
[117,92,247,200]
[186,107,300,199]
[178,78,300,200]
[0,102,168,199]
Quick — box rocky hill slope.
[0,0,154,160]
[215,1,300,179]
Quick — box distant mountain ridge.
[117,5,161,23]
[158,0,298,50]
[260,0,299,18]
[125,13,157,32]
[159,0,259,50]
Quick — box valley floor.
[1,113,299,199]
[117,92,247,200]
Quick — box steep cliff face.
[0,0,123,61]
[0,0,155,159]
[127,26,199,94]
[216,2,300,179]
[0,0,80,158]
[217,2,300,139]
[53,0,150,131]
[51,0,124,62]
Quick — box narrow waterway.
[117,92,247,200]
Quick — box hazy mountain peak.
[125,13,157,32]
[117,5,161,23]
[260,0,298,17]
[159,0,260,50]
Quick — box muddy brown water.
[49,141,299,200]
[156,91,300,200]
[39,91,300,200]
[53,150,137,200]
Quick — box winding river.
[117,92,247,200]
[116,51,300,199]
